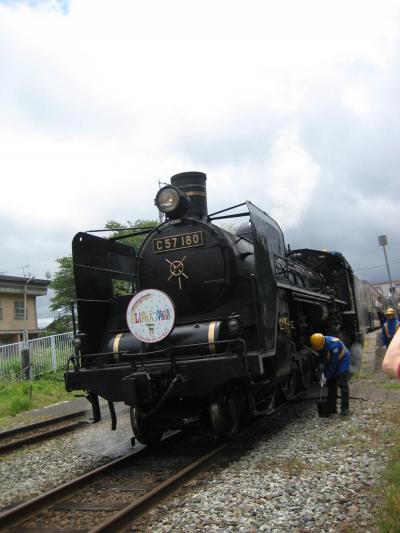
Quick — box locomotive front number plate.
[153,231,204,253]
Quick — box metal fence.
[0,332,74,379]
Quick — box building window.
[14,301,26,320]
[0,301,3,320]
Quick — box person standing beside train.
[375,295,386,326]
[382,308,400,350]
[310,333,350,416]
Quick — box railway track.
[0,429,201,531]
[0,410,88,454]
[0,407,289,533]
[0,383,319,533]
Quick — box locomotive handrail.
[301,344,320,358]
[109,228,156,242]
[293,296,328,307]
[68,337,250,374]
[238,338,249,375]
[74,263,135,277]
[277,281,334,301]
[208,202,248,218]
[250,274,264,351]
[274,253,327,286]
[67,351,122,372]
[75,298,113,303]
[85,226,156,234]
[209,212,250,221]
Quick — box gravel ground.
[0,411,135,511]
[136,375,400,533]
[1,373,399,533]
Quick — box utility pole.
[22,275,34,379]
[23,275,35,347]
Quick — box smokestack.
[170,171,208,219]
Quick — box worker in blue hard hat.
[382,308,400,350]
[310,333,350,416]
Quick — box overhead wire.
[354,260,400,272]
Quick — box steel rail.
[0,419,87,455]
[0,449,145,529]
[0,395,304,531]
[89,406,291,533]
[0,410,87,440]
[0,431,183,530]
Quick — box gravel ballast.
[1,374,399,532]
[0,413,135,511]
[137,376,399,533]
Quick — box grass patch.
[371,404,400,532]
[383,382,400,391]
[257,457,279,470]
[0,372,77,427]
[320,434,352,449]
[311,461,334,473]
[374,405,400,428]
[257,456,307,477]
[283,457,307,476]
[352,370,375,380]
[378,444,400,532]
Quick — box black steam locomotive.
[65,172,378,444]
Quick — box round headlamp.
[155,186,188,218]
[156,186,181,213]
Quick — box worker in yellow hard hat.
[382,308,400,350]
[310,333,350,416]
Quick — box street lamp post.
[378,235,396,305]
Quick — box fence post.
[21,348,31,380]
[50,335,57,371]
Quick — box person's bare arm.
[382,328,400,379]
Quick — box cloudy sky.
[1,0,400,318]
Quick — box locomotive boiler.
[65,171,375,445]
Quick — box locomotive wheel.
[281,365,298,400]
[130,407,163,447]
[209,388,240,440]
[264,392,275,413]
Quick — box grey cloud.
[0,36,134,139]
[0,215,72,316]
[171,52,400,285]
[176,110,285,167]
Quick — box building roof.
[38,317,54,329]
[372,279,400,286]
[0,275,50,296]
[0,274,50,286]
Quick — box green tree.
[50,219,157,316]
[44,314,74,335]
[50,256,76,314]
[104,219,157,249]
